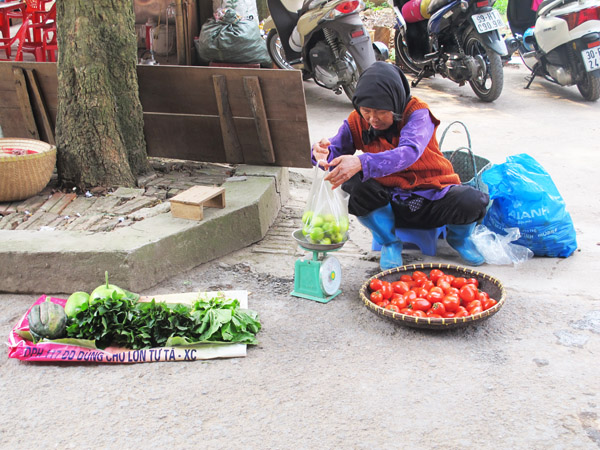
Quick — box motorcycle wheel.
[340,44,360,101]
[464,31,503,102]
[394,29,423,76]
[266,29,294,70]
[577,73,600,102]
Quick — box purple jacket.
[312,109,453,201]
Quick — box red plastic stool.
[371,226,446,257]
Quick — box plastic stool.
[371,226,446,256]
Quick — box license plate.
[472,10,504,33]
[581,46,600,72]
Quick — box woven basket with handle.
[0,138,57,202]
[439,121,491,194]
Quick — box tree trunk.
[55,0,150,190]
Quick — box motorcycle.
[263,0,388,99]
[504,0,600,101]
[392,0,508,102]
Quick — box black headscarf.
[352,62,412,145]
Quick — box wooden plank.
[24,68,55,145]
[16,194,48,213]
[12,67,39,140]
[46,193,76,215]
[243,76,275,164]
[175,0,186,65]
[212,74,244,164]
[60,196,96,217]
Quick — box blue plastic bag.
[482,153,577,258]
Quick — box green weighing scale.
[291,229,346,303]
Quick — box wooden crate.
[170,185,225,221]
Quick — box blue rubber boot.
[357,204,403,270]
[446,223,485,266]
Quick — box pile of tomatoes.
[368,269,498,319]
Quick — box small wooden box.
[170,186,226,221]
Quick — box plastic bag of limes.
[301,167,349,245]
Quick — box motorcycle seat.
[427,0,453,16]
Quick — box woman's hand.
[312,138,331,168]
[324,155,362,190]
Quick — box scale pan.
[292,229,347,252]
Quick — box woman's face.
[359,107,395,130]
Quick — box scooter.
[263,0,388,100]
[505,0,600,101]
[392,0,508,102]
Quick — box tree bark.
[55,0,150,190]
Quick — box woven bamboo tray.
[359,263,506,330]
[0,138,57,202]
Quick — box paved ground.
[1,62,600,449]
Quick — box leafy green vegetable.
[65,291,261,350]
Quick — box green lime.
[332,233,343,243]
[339,217,349,233]
[302,211,313,224]
[309,227,324,242]
[322,222,333,235]
[320,237,332,245]
[323,214,336,223]
[64,291,90,318]
[311,215,324,228]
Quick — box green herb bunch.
[66,292,261,350]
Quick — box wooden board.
[0,62,312,168]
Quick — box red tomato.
[400,274,413,283]
[400,307,414,316]
[392,281,410,295]
[403,290,417,303]
[466,300,482,311]
[370,291,383,304]
[451,277,467,289]
[380,282,394,300]
[477,290,490,302]
[391,294,408,309]
[412,271,427,280]
[468,306,483,315]
[426,287,445,302]
[430,301,446,315]
[413,277,428,288]
[446,287,460,297]
[410,298,432,312]
[467,278,479,288]
[421,280,435,291]
[459,284,478,303]
[456,306,468,315]
[412,310,427,317]
[436,279,452,293]
[428,269,445,283]
[414,287,429,298]
[455,309,469,318]
[442,295,460,313]
[426,312,442,318]
[482,298,498,310]
[369,279,383,292]
[379,300,390,308]
[442,312,456,319]
[386,304,400,312]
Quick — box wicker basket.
[359,263,506,330]
[439,121,491,193]
[0,138,57,202]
